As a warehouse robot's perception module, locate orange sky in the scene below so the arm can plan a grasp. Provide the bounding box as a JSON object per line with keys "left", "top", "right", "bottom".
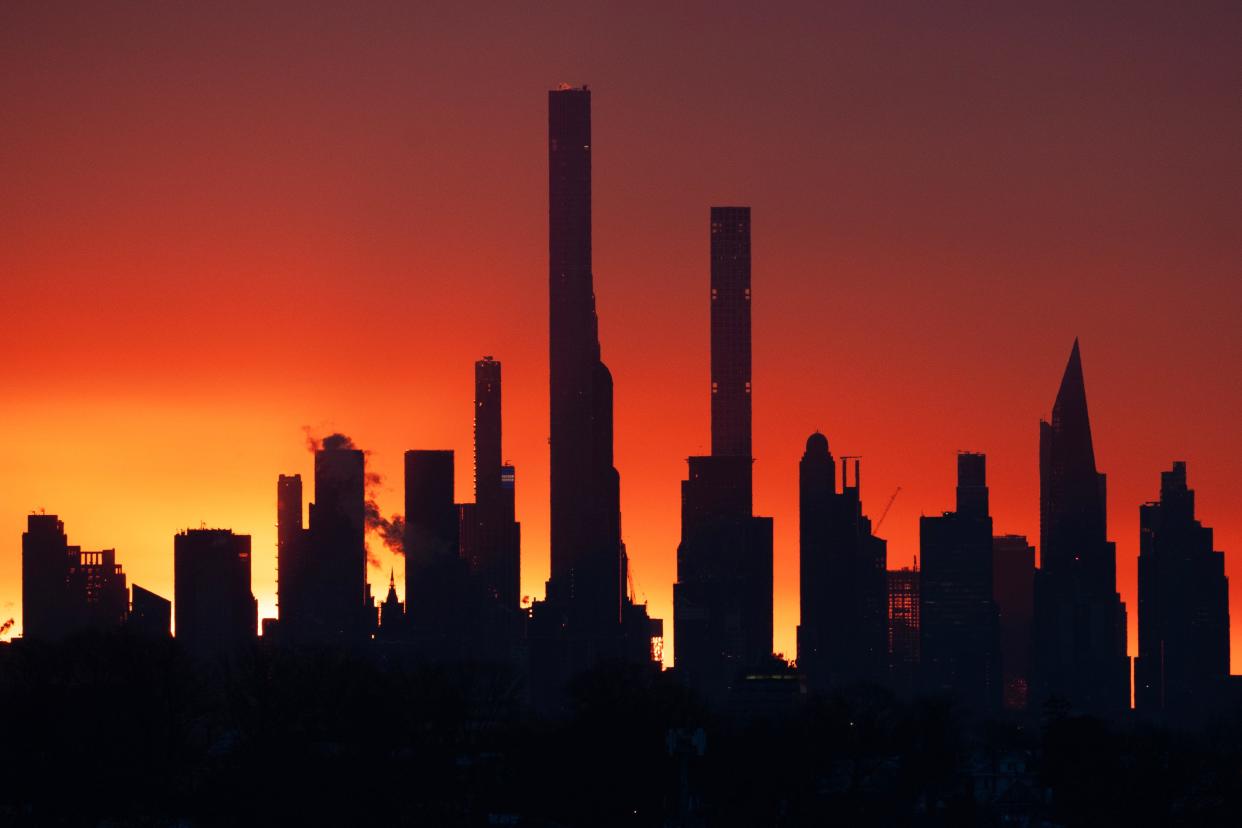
{"left": 3, "top": 2, "right": 1241, "bottom": 671}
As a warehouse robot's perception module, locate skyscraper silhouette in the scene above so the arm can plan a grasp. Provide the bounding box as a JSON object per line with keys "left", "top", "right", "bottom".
{"left": 22, "top": 514, "right": 72, "bottom": 640}
{"left": 302, "top": 438, "right": 368, "bottom": 642}
{"left": 1032, "top": 340, "right": 1129, "bottom": 715}
{"left": 710, "top": 207, "right": 752, "bottom": 460}
{"left": 797, "top": 435, "right": 887, "bottom": 692}
{"left": 919, "top": 453, "right": 1001, "bottom": 712}
{"left": 276, "top": 473, "right": 309, "bottom": 639}
{"left": 674, "top": 206, "right": 773, "bottom": 700}
{"left": 1136, "top": 462, "right": 1230, "bottom": 722}
{"left": 404, "top": 449, "right": 468, "bottom": 653}
{"left": 22, "top": 515, "right": 128, "bottom": 641}
{"left": 993, "top": 534, "right": 1035, "bottom": 711}
{"left": 532, "top": 85, "right": 660, "bottom": 700}
{"left": 471, "top": 357, "right": 520, "bottom": 610}
{"left": 174, "top": 528, "right": 256, "bottom": 657}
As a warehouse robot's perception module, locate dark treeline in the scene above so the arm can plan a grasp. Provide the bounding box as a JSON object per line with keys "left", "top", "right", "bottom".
{"left": 2, "top": 633, "right": 1242, "bottom": 827}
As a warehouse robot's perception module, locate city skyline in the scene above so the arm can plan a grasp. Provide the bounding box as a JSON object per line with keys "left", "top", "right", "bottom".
{"left": 4, "top": 3, "right": 1242, "bottom": 676}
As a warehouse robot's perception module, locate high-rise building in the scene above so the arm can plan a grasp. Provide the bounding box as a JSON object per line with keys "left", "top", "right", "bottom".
{"left": 710, "top": 206, "right": 752, "bottom": 461}
{"left": 797, "top": 435, "right": 887, "bottom": 692}
{"left": 21, "top": 515, "right": 128, "bottom": 641}
{"left": 1136, "top": 462, "right": 1229, "bottom": 722}
{"left": 471, "top": 357, "right": 521, "bottom": 610}
{"left": 174, "top": 528, "right": 256, "bottom": 657}
{"left": 532, "top": 85, "right": 661, "bottom": 700}
{"left": 1032, "top": 340, "right": 1130, "bottom": 715}
{"left": 919, "top": 453, "right": 1001, "bottom": 712}
{"left": 674, "top": 206, "right": 773, "bottom": 700}
{"left": 305, "top": 439, "right": 368, "bottom": 642}
{"left": 128, "top": 584, "right": 171, "bottom": 638}
{"left": 887, "top": 566, "right": 920, "bottom": 697}
{"left": 22, "top": 514, "right": 72, "bottom": 640}
{"left": 276, "top": 473, "right": 309, "bottom": 637}
{"left": 404, "top": 449, "right": 467, "bottom": 651}
{"left": 993, "top": 535, "right": 1035, "bottom": 711}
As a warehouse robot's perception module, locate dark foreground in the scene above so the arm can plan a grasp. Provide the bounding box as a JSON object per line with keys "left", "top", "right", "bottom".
{"left": 1, "top": 633, "right": 1240, "bottom": 827}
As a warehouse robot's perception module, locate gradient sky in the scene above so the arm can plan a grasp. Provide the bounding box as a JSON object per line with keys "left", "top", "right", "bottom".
{"left": 3, "top": 2, "right": 1241, "bottom": 671}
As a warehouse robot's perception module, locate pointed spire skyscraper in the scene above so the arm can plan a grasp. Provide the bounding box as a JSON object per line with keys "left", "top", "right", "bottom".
{"left": 1033, "top": 340, "right": 1130, "bottom": 715}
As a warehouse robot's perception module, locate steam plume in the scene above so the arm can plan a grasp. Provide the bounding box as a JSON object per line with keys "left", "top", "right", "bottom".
{"left": 300, "top": 429, "right": 404, "bottom": 558}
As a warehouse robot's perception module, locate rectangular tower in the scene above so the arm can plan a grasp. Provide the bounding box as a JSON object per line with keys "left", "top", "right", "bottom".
{"left": 472, "top": 357, "right": 520, "bottom": 608}
{"left": 174, "top": 528, "right": 256, "bottom": 657}
{"left": 993, "top": 534, "right": 1035, "bottom": 710}
{"left": 308, "top": 441, "right": 367, "bottom": 641}
{"left": 674, "top": 206, "right": 773, "bottom": 700}
{"left": 710, "top": 206, "right": 752, "bottom": 462}
{"left": 276, "top": 473, "right": 306, "bottom": 633}
{"left": 404, "top": 450, "right": 466, "bottom": 644}
{"left": 918, "top": 453, "right": 1000, "bottom": 713}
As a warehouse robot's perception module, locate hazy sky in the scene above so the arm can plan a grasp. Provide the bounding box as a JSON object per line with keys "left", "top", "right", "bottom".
{"left": 3, "top": 1, "right": 1240, "bottom": 668}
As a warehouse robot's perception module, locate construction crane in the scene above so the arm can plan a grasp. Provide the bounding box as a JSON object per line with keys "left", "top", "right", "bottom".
{"left": 875, "top": 486, "right": 902, "bottom": 532}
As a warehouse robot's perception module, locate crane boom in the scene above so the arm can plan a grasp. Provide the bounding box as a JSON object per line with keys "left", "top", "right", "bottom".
{"left": 875, "top": 486, "right": 902, "bottom": 532}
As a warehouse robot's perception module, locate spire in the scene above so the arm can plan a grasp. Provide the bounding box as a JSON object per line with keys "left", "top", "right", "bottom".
{"left": 1051, "top": 337, "right": 1096, "bottom": 472}
{"left": 389, "top": 568, "right": 395, "bottom": 589}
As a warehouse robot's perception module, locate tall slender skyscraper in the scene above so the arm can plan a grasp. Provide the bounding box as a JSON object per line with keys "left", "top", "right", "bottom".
{"left": 472, "top": 357, "right": 520, "bottom": 609}
{"left": 1032, "top": 340, "right": 1130, "bottom": 715}
{"left": 276, "top": 473, "right": 308, "bottom": 635}
{"left": 797, "top": 435, "right": 888, "bottom": 692}
{"left": 533, "top": 85, "right": 660, "bottom": 700}
{"left": 710, "top": 206, "right": 752, "bottom": 461}
{"left": 674, "top": 206, "right": 773, "bottom": 700}
{"left": 1136, "top": 462, "right": 1229, "bottom": 722}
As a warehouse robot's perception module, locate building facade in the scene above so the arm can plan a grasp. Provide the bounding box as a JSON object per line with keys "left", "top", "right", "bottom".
{"left": 1136, "top": 462, "right": 1229, "bottom": 721}
{"left": 174, "top": 528, "right": 256, "bottom": 657}
{"left": 919, "top": 453, "right": 1001, "bottom": 713}
{"left": 993, "top": 535, "right": 1035, "bottom": 711}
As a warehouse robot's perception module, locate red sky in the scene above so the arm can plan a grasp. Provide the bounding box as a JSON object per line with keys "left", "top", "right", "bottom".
{"left": 3, "top": 2, "right": 1241, "bottom": 670}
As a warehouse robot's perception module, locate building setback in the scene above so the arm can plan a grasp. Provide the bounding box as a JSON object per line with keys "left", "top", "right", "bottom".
{"left": 1136, "top": 462, "right": 1230, "bottom": 722}
{"left": 174, "top": 528, "right": 256, "bottom": 657}
{"left": 797, "top": 435, "right": 887, "bottom": 692}
{"left": 674, "top": 206, "right": 773, "bottom": 700}
{"left": 1032, "top": 340, "right": 1130, "bottom": 715}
